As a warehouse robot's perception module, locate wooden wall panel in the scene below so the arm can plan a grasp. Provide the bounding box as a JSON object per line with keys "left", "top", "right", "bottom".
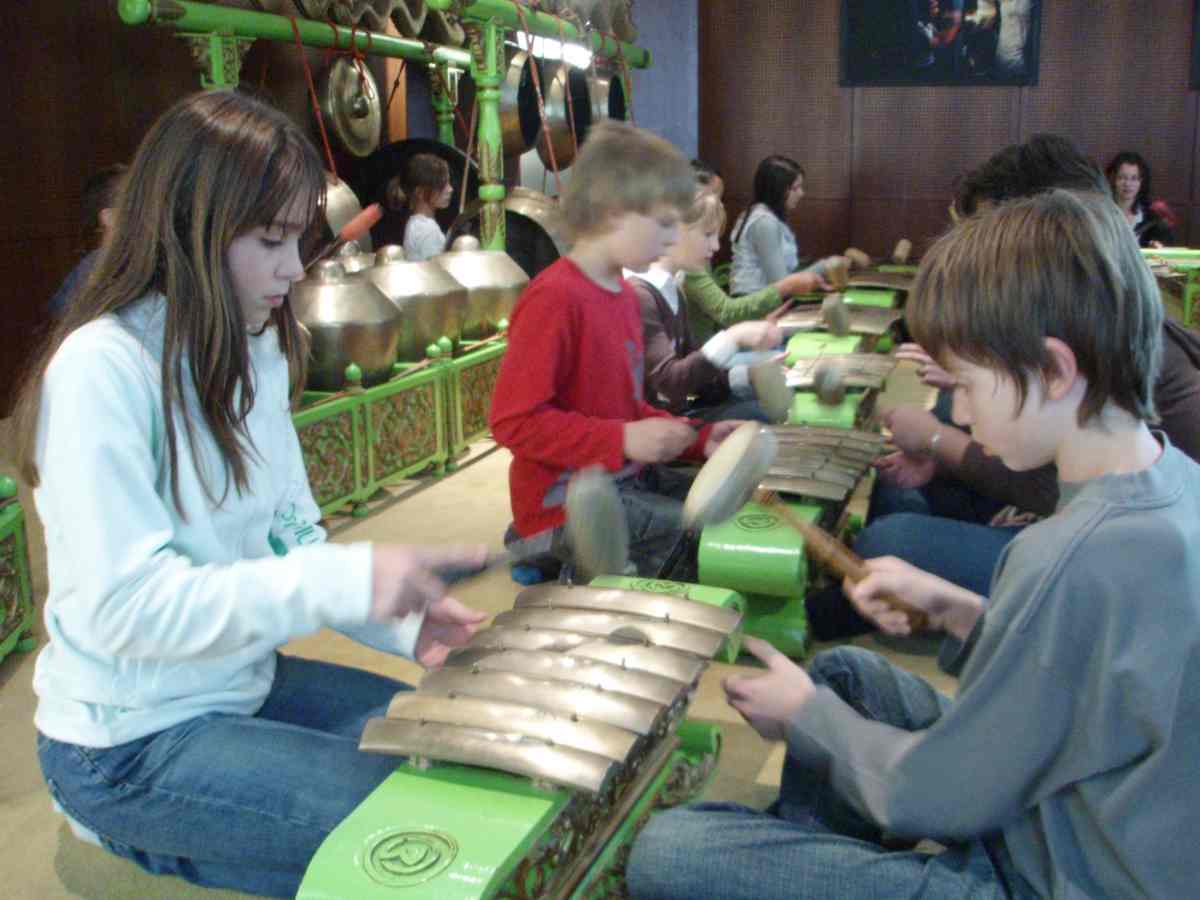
{"left": 700, "top": 0, "right": 1199, "bottom": 265}
{"left": 851, "top": 198, "right": 956, "bottom": 261}
{"left": 851, "top": 88, "right": 1021, "bottom": 199}
{"left": 1019, "top": 2, "right": 1196, "bottom": 203}
{"left": 3, "top": 4, "right": 197, "bottom": 417}
{"left": 1, "top": 4, "right": 393, "bottom": 415}
{"left": 700, "top": 0, "right": 852, "bottom": 235}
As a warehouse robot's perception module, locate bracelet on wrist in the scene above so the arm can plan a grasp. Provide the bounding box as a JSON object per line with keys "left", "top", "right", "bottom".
{"left": 924, "top": 427, "right": 943, "bottom": 456}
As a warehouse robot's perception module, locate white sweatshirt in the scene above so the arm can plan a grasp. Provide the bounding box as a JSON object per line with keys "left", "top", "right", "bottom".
{"left": 32, "top": 295, "right": 424, "bottom": 748}
{"left": 403, "top": 213, "right": 446, "bottom": 262}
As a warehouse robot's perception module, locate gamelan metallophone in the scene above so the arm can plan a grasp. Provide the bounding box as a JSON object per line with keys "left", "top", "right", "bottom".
{"left": 297, "top": 577, "right": 744, "bottom": 900}
{"left": 695, "top": 424, "right": 888, "bottom": 656}
{"left": 692, "top": 283, "right": 901, "bottom": 656}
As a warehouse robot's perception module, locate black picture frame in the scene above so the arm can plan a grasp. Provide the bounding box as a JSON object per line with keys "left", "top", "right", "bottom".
{"left": 1192, "top": 0, "right": 1200, "bottom": 89}
{"left": 840, "top": 1, "right": 1042, "bottom": 87}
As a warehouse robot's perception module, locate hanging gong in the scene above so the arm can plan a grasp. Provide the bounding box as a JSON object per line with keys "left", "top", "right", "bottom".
{"left": 318, "top": 57, "right": 383, "bottom": 158}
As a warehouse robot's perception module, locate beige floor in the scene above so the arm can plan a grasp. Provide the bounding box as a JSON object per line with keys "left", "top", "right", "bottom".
{"left": 0, "top": 361, "right": 954, "bottom": 899}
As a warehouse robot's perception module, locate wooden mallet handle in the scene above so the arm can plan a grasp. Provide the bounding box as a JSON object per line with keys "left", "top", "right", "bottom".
{"left": 306, "top": 203, "right": 383, "bottom": 270}
{"left": 757, "top": 492, "right": 929, "bottom": 631}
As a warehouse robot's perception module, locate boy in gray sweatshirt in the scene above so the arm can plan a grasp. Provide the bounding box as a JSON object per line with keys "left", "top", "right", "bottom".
{"left": 627, "top": 190, "right": 1200, "bottom": 900}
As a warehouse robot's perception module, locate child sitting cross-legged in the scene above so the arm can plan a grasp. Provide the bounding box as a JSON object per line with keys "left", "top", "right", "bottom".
{"left": 626, "top": 189, "right": 1200, "bottom": 900}
{"left": 488, "top": 120, "right": 744, "bottom": 578}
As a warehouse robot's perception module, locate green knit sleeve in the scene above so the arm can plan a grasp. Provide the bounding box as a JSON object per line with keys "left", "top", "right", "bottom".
{"left": 682, "top": 270, "right": 783, "bottom": 343}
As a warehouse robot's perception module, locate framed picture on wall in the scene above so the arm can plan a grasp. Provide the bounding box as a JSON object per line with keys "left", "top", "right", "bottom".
{"left": 1192, "top": 0, "right": 1200, "bottom": 88}
{"left": 840, "top": 1, "right": 1041, "bottom": 86}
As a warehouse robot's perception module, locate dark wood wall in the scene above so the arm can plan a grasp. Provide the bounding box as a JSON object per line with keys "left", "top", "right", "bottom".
{"left": 700, "top": 1, "right": 1199, "bottom": 262}
{"left": 2, "top": 3, "right": 396, "bottom": 416}
{"left": 5, "top": 2, "right": 1198, "bottom": 414}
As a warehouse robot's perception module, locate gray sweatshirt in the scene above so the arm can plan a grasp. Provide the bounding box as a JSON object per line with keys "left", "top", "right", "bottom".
{"left": 788, "top": 440, "right": 1200, "bottom": 899}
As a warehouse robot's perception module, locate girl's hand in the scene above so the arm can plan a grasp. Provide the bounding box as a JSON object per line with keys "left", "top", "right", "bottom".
{"left": 370, "top": 544, "right": 488, "bottom": 623}
{"left": 703, "top": 419, "right": 747, "bottom": 457}
{"left": 881, "top": 405, "right": 942, "bottom": 456}
{"left": 723, "top": 636, "right": 814, "bottom": 742}
{"left": 894, "top": 343, "right": 956, "bottom": 389}
{"left": 776, "top": 271, "right": 831, "bottom": 297}
{"left": 765, "top": 298, "right": 796, "bottom": 323}
{"left": 874, "top": 449, "right": 936, "bottom": 489}
{"left": 414, "top": 595, "right": 489, "bottom": 669}
{"left": 726, "top": 320, "right": 784, "bottom": 351}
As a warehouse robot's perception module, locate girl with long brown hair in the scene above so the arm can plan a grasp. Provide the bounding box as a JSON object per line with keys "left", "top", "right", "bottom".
{"left": 19, "top": 90, "right": 487, "bottom": 897}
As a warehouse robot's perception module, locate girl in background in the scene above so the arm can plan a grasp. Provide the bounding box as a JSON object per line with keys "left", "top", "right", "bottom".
{"left": 400, "top": 152, "right": 453, "bottom": 261}
{"left": 16, "top": 90, "right": 486, "bottom": 898}
{"left": 1106, "top": 150, "right": 1176, "bottom": 247}
{"left": 730, "top": 154, "right": 842, "bottom": 295}
{"left": 48, "top": 163, "right": 127, "bottom": 316}
{"left": 686, "top": 160, "right": 828, "bottom": 341}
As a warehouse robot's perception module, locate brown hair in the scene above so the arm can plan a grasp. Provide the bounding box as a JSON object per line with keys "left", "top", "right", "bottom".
{"left": 560, "top": 119, "right": 694, "bottom": 240}
{"left": 78, "top": 163, "right": 128, "bottom": 253}
{"left": 14, "top": 90, "right": 325, "bottom": 514}
{"left": 908, "top": 189, "right": 1161, "bottom": 425}
{"left": 403, "top": 153, "right": 450, "bottom": 206}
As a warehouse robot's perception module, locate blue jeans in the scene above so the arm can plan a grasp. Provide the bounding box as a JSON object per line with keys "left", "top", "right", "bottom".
{"left": 620, "top": 464, "right": 696, "bottom": 577}
{"left": 627, "top": 647, "right": 1036, "bottom": 900}
{"left": 805, "top": 515, "right": 1023, "bottom": 640}
{"left": 38, "top": 653, "right": 408, "bottom": 897}
{"left": 855, "top": 512, "right": 1024, "bottom": 598}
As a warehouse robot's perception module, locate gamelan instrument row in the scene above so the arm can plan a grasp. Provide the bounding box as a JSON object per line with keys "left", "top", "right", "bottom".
{"left": 298, "top": 578, "right": 744, "bottom": 900}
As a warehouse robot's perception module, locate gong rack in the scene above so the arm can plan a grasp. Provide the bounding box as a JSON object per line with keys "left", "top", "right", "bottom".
{"left": 118, "top": 0, "right": 652, "bottom": 252}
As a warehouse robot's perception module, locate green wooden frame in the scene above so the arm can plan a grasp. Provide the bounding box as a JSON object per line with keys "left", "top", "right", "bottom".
{"left": 0, "top": 480, "right": 36, "bottom": 664}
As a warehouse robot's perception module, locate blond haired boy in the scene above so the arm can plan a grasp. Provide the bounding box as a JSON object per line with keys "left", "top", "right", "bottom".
{"left": 489, "top": 121, "right": 741, "bottom": 577}
{"left": 629, "top": 186, "right": 783, "bottom": 420}
{"left": 628, "top": 190, "right": 1200, "bottom": 899}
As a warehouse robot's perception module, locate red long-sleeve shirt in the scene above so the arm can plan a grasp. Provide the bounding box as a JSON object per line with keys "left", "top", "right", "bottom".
{"left": 489, "top": 257, "right": 710, "bottom": 537}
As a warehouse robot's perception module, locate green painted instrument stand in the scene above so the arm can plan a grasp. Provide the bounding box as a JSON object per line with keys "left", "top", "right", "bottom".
{"left": 444, "top": 337, "right": 508, "bottom": 459}
{"left": 843, "top": 287, "right": 900, "bottom": 308}
{"left": 697, "top": 499, "right": 820, "bottom": 659}
{"left": 298, "top": 575, "right": 733, "bottom": 899}
{"left": 788, "top": 389, "right": 866, "bottom": 429}
{"left": 0, "top": 477, "right": 36, "bottom": 664}
{"left": 296, "top": 361, "right": 450, "bottom": 517}
{"left": 1154, "top": 258, "right": 1200, "bottom": 327}
{"left": 1140, "top": 247, "right": 1200, "bottom": 259}
{"left": 1141, "top": 249, "right": 1200, "bottom": 325}
{"left": 784, "top": 331, "right": 862, "bottom": 366}
{"left": 843, "top": 287, "right": 901, "bottom": 351}
{"left": 299, "top": 721, "right": 721, "bottom": 900}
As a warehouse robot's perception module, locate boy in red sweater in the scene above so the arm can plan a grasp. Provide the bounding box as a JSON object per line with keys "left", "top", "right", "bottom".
{"left": 489, "top": 121, "right": 742, "bottom": 577}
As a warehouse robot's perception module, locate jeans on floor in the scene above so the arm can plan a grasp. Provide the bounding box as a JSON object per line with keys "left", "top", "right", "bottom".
{"left": 37, "top": 653, "right": 409, "bottom": 898}
{"left": 626, "top": 646, "right": 1036, "bottom": 900}
{"left": 870, "top": 474, "right": 1009, "bottom": 525}
{"left": 804, "top": 513, "right": 1025, "bottom": 640}
{"left": 620, "top": 464, "right": 696, "bottom": 578}
{"left": 501, "top": 464, "right": 697, "bottom": 581}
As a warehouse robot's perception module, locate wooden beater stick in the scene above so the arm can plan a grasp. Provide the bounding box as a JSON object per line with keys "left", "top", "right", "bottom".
{"left": 755, "top": 490, "right": 928, "bottom": 631}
